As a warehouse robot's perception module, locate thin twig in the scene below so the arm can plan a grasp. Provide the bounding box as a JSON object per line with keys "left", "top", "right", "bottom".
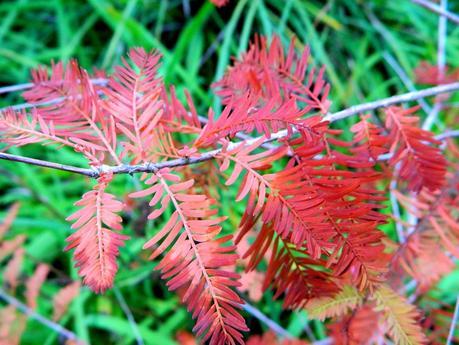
{"left": 423, "top": 0, "right": 448, "bottom": 131}
{"left": 390, "top": 179, "right": 406, "bottom": 243}
{"left": 435, "top": 129, "right": 459, "bottom": 141}
{"left": 1, "top": 84, "right": 459, "bottom": 178}
{"left": 113, "top": 287, "right": 144, "bottom": 345}
{"left": 0, "top": 287, "right": 83, "bottom": 343}
{"left": 242, "top": 301, "right": 292, "bottom": 339}
{"left": 0, "top": 152, "right": 99, "bottom": 177}
{"left": 0, "top": 82, "right": 33, "bottom": 94}
{"left": 1, "top": 122, "right": 458, "bottom": 178}
{"left": 380, "top": 51, "right": 423, "bottom": 237}
{"left": 447, "top": 296, "right": 459, "bottom": 345}
{"left": 437, "top": 0, "right": 447, "bottom": 80}
{"left": 367, "top": 9, "right": 432, "bottom": 114}
{"left": 242, "top": 301, "right": 332, "bottom": 344}
{"left": 323, "top": 82, "right": 459, "bottom": 122}
{"left": 0, "top": 78, "right": 108, "bottom": 95}
{"left": 412, "top": 0, "right": 459, "bottom": 24}
{"left": 383, "top": 52, "right": 432, "bottom": 114}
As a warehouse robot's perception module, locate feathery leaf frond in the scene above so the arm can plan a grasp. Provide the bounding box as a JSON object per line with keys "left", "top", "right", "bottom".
{"left": 195, "top": 96, "right": 304, "bottom": 148}
{"left": 52, "top": 282, "right": 80, "bottom": 321}
{"left": 214, "top": 35, "right": 330, "bottom": 114}
{"left": 385, "top": 106, "right": 447, "bottom": 192}
{"left": 350, "top": 114, "right": 389, "bottom": 165}
{"left": 305, "top": 285, "right": 363, "bottom": 321}
{"left": 25, "top": 264, "right": 49, "bottom": 310}
{"left": 104, "top": 48, "right": 164, "bottom": 163}
{"left": 373, "top": 285, "right": 427, "bottom": 345}
{"left": 0, "top": 203, "right": 20, "bottom": 240}
{"left": 65, "top": 173, "right": 127, "bottom": 293}
{"left": 130, "top": 169, "right": 248, "bottom": 344}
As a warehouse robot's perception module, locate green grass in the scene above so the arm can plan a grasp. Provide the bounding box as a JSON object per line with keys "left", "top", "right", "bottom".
{"left": 0, "top": 0, "right": 458, "bottom": 344}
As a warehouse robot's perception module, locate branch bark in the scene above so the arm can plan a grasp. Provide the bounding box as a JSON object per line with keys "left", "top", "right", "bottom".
{"left": 447, "top": 296, "right": 459, "bottom": 345}
{"left": 0, "top": 78, "right": 108, "bottom": 95}
{"left": 0, "top": 287, "right": 83, "bottom": 343}
{"left": 323, "top": 82, "right": 459, "bottom": 122}
{"left": 1, "top": 83, "right": 459, "bottom": 178}
{"left": 412, "top": 0, "right": 459, "bottom": 24}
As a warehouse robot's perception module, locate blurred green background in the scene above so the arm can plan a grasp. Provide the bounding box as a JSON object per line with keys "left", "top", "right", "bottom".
{"left": 0, "top": 0, "right": 458, "bottom": 344}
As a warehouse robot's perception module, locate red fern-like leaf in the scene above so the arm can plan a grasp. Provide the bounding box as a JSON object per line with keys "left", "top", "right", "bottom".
{"left": 218, "top": 140, "right": 339, "bottom": 307}
{"left": 65, "top": 173, "right": 127, "bottom": 293}
{"left": 373, "top": 284, "right": 427, "bottom": 345}
{"left": 25, "top": 264, "right": 49, "bottom": 310}
{"left": 289, "top": 135, "right": 389, "bottom": 290}
{"left": 259, "top": 229, "right": 338, "bottom": 308}
{"left": 350, "top": 114, "right": 389, "bottom": 165}
{"left": 22, "top": 59, "right": 120, "bottom": 165}
{"left": 247, "top": 331, "right": 308, "bottom": 345}
{"left": 0, "top": 236, "right": 26, "bottom": 263}
{"left": 0, "top": 203, "right": 20, "bottom": 239}
{"left": 327, "top": 305, "right": 382, "bottom": 345}
{"left": 414, "top": 61, "right": 459, "bottom": 85}
{"left": 391, "top": 180, "right": 459, "bottom": 291}
{"left": 130, "top": 169, "right": 248, "bottom": 344}
{"left": 385, "top": 106, "right": 447, "bottom": 192}
{"left": 103, "top": 48, "right": 164, "bottom": 163}
{"left": 53, "top": 282, "right": 80, "bottom": 321}
{"left": 0, "top": 204, "right": 24, "bottom": 282}
{"left": 194, "top": 96, "right": 304, "bottom": 148}
{"left": 4, "top": 248, "right": 24, "bottom": 291}
{"left": 214, "top": 35, "right": 330, "bottom": 114}
{"left": 0, "top": 108, "right": 78, "bottom": 150}
{"left": 0, "top": 305, "right": 27, "bottom": 345}
{"left": 210, "top": 0, "right": 230, "bottom": 7}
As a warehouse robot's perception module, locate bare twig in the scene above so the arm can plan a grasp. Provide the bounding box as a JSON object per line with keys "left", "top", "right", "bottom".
{"left": 242, "top": 300, "right": 332, "bottom": 344}
{"left": 390, "top": 178, "right": 406, "bottom": 243}
{"left": 447, "top": 296, "right": 459, "bottom": 345}
{"left": 412, "top": 0, "right": 459, "bottom": 24}
{"left": 423, "top": 0, "right": 448, "bottom": 131}
{"left": 0, "top": 152, "right": 99, "bottom": 177}
{"left": 0, "top": 287, "right": 83, "bottom": 343}
{"left": 242, "top": 301, "right": 292, "bottom": 339}
{"left": 0, "top": 78, "right": 108, "bottom": 95}
{"left": 1, "top": 121, "right": 458, "bottom": 179}
{"left": 367, "top": 9, "right": 432, "bottom": 114}
{"left": 113, "top": 287, "right": 144, "bottom": 345}
{"left": 0, "top": 82, "right": 34, "bottom": 94}
{"left": 383, "top": 52, "right": 432, "bottom": 114}
{"left": 1, "top": 84, "right": 459, "bottom": 178}
{"left": 435, "top": 129, "right": 459, "bottom": 141}
{"left": 380, "top": 52, "right": 424, "bottom": 238}
{"left": 437, "top": 0, "right": 447, "bottom": 80}
{"left": 323, "top": 82, "right": 459, "bottom": 122}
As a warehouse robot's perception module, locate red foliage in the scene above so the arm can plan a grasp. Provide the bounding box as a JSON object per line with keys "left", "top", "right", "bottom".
{"left": 385, "top": 106, "right": 447, "bottom": 192}
{"left": 25, "top": 264, "right": 49, "bottom": 310}
{"left": 65, "top": 172, "right": 128, "bottom": 293}
{"left": 414, "top": 61, "right": 459, "bottom": 85}
{"left": 328, "top": 306, "right": 381, "bottom": 345}
{"left": 52, "top": 282, "right": 81, "bottom": 321}
{"left": 210, "top": 0, "right": 230, "bottom": 8}
{"left": 247, "top": 331, "right": 308, "bottom": 345}
{"left": 0, "top": 34, "right": 457, "bottom": 345}
{"left": 213, "top": 35, "right": 330, "bottom": 114}
{"left": 130, "top": 169, "right": 248, "bottom": 344}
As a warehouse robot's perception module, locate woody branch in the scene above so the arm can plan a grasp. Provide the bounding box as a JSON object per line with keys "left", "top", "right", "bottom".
{"left": 0, "top": 82, "right": 458, "bottom": 178}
